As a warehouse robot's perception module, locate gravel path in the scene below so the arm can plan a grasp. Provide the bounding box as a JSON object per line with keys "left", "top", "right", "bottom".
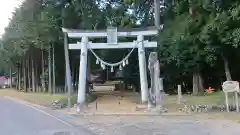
{"left": 73, "top": 116, "right": 240, "bottom": 135}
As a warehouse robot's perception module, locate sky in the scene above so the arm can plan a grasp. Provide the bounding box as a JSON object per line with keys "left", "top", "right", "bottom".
{"left": 0, "top": 0, "right": 23, "bottom": 36}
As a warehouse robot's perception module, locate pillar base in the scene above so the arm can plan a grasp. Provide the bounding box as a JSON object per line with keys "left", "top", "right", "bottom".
{"left": 140, "top": 101, "right": 148, "bottom": 105}
{"left": 76, "top": 103, "right": 87, "bottom": 113}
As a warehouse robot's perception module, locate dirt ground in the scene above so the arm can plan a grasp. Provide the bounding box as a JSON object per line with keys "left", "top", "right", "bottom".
{"left": 1, "top": 88, "right": 240, "bottom": 135}
{"left": 1, "top": 88, "right": 239, "bottom": 123}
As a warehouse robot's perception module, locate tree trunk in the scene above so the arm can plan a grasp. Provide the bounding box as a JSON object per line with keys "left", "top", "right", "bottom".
{"left": 73, "top": 60, "right": 77, "bottom": 91}
{"left": 9, "top": 67, "right": 12, "bottom": 88}
{"left": 23, "top": 60, "right": 27, "bottom": 92}
{"left": 154, "top": 0, "right": 160, "bottom": 29}
{"left": 48, "top": 47, "right": 52, "bottom": 94}
{"left": 27, "top": 58, "right": 31, "bottom": 91}
{"left": 71, "top": 54, "right": 74, "bottom": 91}
{"left": 86, "top": 67, "right": 90, "bottom": 93}
{"left": 192, "top": 70, "right": 204, "bottom": 95}
{"left": 64, "top": 77, "right": 67, "bottom": 93}
{"left": 34, "top": 62, "right": 40, "bottom": 92}
{"left": 192, "top": 72, "right": 198, "bottom": 95}
{"left": 32, "top": 58, "right": 36, "bottom": 92}
{"left": 86, "top": 56, "right": 91, "bottom": 93}
{"left": 52, "top": 44, "right": 56, "bottom": 94}
{"left": 41, "top": 49, "right": 46, "bottom": 92}
{"left": 64, "top": 33, "right": 73, "bottom": 109}
{"left": 222, "top": 54, "right": 232, "bottom": 81}
{"left": 198, "top": 72, "right": 204, "bottom": 95}
{"left": 18, "top": 64, "right": 21, "bottom": 90}
{"left": 16, "top": 67, "right": 19, "bottom": 89}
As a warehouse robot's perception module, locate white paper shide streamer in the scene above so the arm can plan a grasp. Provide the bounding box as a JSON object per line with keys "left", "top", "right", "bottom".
{"left": 90, "top": 40, "right": 143, "bottom": 72}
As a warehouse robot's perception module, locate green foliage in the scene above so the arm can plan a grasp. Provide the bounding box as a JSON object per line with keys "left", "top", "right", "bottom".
{"left": 159, "top": 0, "right": 240, "bottom": 93}
{"left": 1, "top": 0, "right": 240, "bottom": 95}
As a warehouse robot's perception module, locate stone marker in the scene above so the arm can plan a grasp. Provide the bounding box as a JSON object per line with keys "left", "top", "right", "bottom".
{"left": 177, "top": 85, "right": 182, "bottom": 104}
{"left": 222, "top": 81, "right": 240, "bottom": 112}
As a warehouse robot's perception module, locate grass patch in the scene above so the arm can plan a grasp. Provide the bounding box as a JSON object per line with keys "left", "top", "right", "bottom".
{"left": 164, "top": 91, "right": 226, "bottom": 112}
{"left": 183, "top": 92, "right": 225, "bottom": 105}
{"left": 59, "top": 92, "right": 97, "bottom": 107}
{"left": 0, "top": 89, "right": 96, "bottom": 107}
{"left": 164, "top": 92, "right": 240, "bottom": 122}
{"left": 165, "top": 91, "right": 225, "bottom": 105}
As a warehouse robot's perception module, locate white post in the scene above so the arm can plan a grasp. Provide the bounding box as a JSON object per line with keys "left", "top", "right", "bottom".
{"left": 235, "top": 92, "right": 239, "bottom": 112}
{"left": 137, "top": 35, "right": 148, "bottom": 103}
{"left": 177, "top": 85, "right": 182, "bottom": 104}
{"left": 225, "top": 92, "right": 229, "bottom": 112}
{"left": 159, "top": 78, "right": 164, "bottom": 107}
{"left": 77, "top": 36, "right": 88, "bottom": 106}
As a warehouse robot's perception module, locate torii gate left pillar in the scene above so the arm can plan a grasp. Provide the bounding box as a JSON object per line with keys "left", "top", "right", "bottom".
{"left": 62, "top": 27, "right": 158, "bottom": 108}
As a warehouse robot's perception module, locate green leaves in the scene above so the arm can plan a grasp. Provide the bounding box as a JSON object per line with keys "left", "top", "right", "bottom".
{"left": 161, "top": 0, "right": 240, "bottom": 70}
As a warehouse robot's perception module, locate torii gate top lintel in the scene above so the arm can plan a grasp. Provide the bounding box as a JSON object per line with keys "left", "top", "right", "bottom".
{"left": 62, "top": 26, "right": 158, "bottom": 38}
{"left": 62, "top": 27, "right": 158, "bottom": 49}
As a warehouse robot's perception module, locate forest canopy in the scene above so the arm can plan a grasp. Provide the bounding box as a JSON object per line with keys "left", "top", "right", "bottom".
{"left": 1, "top": 0, "right": 240, "bottom": 95}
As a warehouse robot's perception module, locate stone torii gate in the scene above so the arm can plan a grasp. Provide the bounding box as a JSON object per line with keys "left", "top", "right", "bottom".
{"left": 62, "top": 27, "right": 158, "bottom": 109}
